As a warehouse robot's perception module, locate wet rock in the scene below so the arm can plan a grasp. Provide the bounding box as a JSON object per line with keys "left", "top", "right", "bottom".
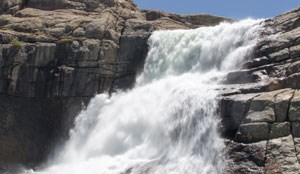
{"left": 0, "top": 94, "right": 89, "bottom": 167}
{"left": 219, "top": 93, "right": 258, "bottom": 138}
{"left": 113, "top": 28, "right": 150, "bottom": 90}
{"left": 242, "top": 56, "right": 269, "bottom": 69}
{"left": 225, "top": 70, "right": 262, "bottom": 84}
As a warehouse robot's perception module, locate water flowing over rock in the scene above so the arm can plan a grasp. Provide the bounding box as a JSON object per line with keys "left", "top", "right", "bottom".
{"left": 22, "top": 19, "right": 261, "bottom": 174}
{"left": 0, "top": 0, "right": 230, "bottom": 170}
{"left": 1, "top": 0, "right": 300, "bottom": 174}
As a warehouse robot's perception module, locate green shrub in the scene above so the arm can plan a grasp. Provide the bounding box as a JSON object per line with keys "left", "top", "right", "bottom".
{"left": 10, "top": 38, "right": 24, "bottom": 46}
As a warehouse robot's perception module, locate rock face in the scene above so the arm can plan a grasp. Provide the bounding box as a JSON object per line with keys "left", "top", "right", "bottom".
{"left": 1, "top": 0, "right": 300, "bottom": 173}
{"left": 220, "top": 7, "right": 300, "bottom": 174}
{"left": 0, "top": 0, "right": 230, "bottom": 169}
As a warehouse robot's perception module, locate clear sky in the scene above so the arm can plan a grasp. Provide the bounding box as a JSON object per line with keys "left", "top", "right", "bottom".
{"left": 133, "top": 0, "right": 300, "bottom": 19}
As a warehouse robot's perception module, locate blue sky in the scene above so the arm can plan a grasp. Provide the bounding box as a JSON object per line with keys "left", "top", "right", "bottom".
{"left": 133, "top": 0, "right": 300, "bottom": 19}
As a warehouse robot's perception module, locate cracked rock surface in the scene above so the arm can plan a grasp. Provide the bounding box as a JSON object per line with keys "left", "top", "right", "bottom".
{"left": 0, "top": 0, "right": 230, "bottom": 169}
{"left": 1, "top": 0, "right": 300, "bottom": 173}
{"left": 220, "top": 7, "right": 300, "bottom": 174}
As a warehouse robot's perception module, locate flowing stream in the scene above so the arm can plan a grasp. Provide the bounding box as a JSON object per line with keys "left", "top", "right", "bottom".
{"left": 24, "top": 19, "right": 262, "bottom": 174}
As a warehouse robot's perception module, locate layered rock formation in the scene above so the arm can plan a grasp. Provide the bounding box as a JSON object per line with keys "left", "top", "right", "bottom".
{"left": 1, "top": 0, "right": 300, "bottom": 173}
{"left": 220, "top": 7, "right": 300, "bottom": 174}
{"left": 0, "top": 0, "right": 229, "bottom": 170}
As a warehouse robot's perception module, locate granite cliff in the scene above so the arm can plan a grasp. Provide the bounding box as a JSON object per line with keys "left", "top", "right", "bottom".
{"left": 220, "top": 7, "right": 300, "bottom": 174}
{"left": 0, "top": 0, "right": 229, "bottom": 170}
{"left": 0, "top": 0, "right": 300, "bottom": 173}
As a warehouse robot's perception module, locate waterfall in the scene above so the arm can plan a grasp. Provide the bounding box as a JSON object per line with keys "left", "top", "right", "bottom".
{"left": 23, "top": 19, "right": 262, "bottom": 174}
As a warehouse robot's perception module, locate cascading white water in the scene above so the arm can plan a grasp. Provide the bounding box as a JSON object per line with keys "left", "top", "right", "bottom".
{"left": 24, "top": 19, "right": 262, "bottom": 174}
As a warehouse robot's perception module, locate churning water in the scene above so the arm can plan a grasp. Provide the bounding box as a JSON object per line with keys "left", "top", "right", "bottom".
{"left": 24, "top": 19, "right": 262, "bottom": 174}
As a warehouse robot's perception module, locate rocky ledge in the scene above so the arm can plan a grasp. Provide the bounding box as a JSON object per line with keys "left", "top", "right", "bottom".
{"left": 219, "top": 7, "right": 300, "bottom": 174}
{"left": 0, "top": 0, "right": 229, "bottom": 170}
